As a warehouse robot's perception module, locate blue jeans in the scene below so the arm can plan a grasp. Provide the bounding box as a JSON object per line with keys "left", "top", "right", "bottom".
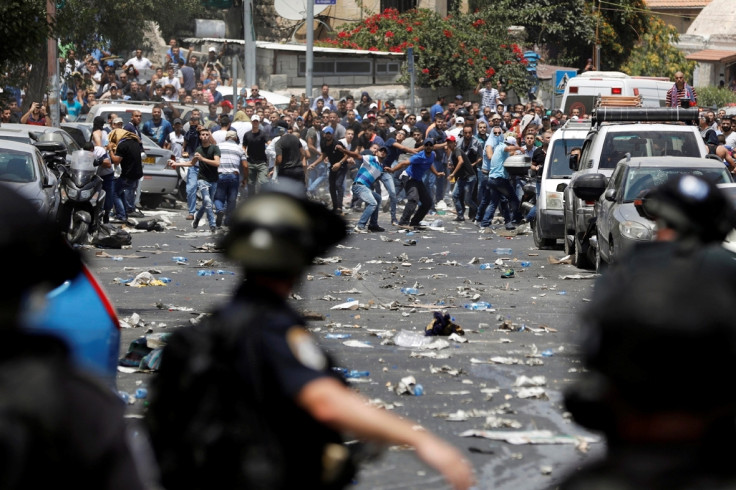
{"left": 378, "top": 172, "right": 397, "bottom": 223}
{"left": 352, "top": 182, "right": 380, "bottom": 228}
{"left": 474, "top": 170, "right": 490, "bottom": 222}
{"left": 307, "top": 162, "right": 328, "bottom": 194}
{"left": 194, "top": 180, "right": 218, "bottom": 228}
{"left": 481, "top": 177, "right": 523, "bottom": 227}
{"left": 214, "top": 173, "right": 239, "bottom": 226}
{"left": 328, "top": 164, "right": 348, "bottom": 211}
{"left": 186, "top": 165, "right": 200, "bottom": 215}
{"left": 526, "top": 180, "right": 541, "bottom": 221}
{"left": 100, "top": 173, "right": 114, "bottom": 221}
{"left": 114, "top": 177, "right": 138, "bottom": 219}
{"left": 452, "top": 176, "right": 476, "bottom": 219}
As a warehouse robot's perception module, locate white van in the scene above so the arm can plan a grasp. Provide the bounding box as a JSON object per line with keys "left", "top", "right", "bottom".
{"left": 532, "top": 119, "right": 591, "bottom": 249}
{"left": 560, "top": 71, "right": 672, "bottom": 117}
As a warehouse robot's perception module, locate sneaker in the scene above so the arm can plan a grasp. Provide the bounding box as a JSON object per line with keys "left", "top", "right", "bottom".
{"left": 453, "top": 216, "right": 465, "bottom": 222}
{"left": 505, "top": 222, "right": 517, "bottom": 230}
{"left": 353, "top": 225, "right": 368, "bottom": 234}
{"left": 192, "top": 218, "right": 200, "bottom": 229}
{"left": 210, "top": 226, "right": 217, "bottom": 233}
{"left": 215, "top": 210, "right": 224, "bottom": 227}
{"left": 501, "top": 268, "right": 515, "bottom": 278}
{"left": 368, "top": 224, "right": 386, "bottom": 232}
{"left": 412, "top": 225, "right": 427, "bottom": 231}
{"left": 186, "top": 214, "right": 194, "bottom": 220}
{"left": 128, "top": 210, "right": 145, "bottom": 218}
{"left": 391, "top": 220, "right": 399, "bottom": 227}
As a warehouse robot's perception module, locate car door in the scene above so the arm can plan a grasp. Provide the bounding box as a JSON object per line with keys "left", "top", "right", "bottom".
{"left": 597, "top": 164, "right": 625, "bottom": 257}
{"left": 34, "top": 147, "right": 60, "bottom": 220}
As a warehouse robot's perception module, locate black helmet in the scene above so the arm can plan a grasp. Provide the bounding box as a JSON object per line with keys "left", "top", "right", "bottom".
{"left": 641, "top": 174, "right": 736, "bottom": 243}
{"left": 566, "top": 249, "right": 736, "bottom": 428}
{"left": 455, "top": 108, "right": 470, "bottom": 118}
{"left": 219, "top": 180, "right": 346, "bottom": 277}
{"left": 0, "top": 184, "right": 81, "bottom": 309}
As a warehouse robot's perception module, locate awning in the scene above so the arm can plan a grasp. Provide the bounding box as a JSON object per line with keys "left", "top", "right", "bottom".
{"left": 686, "top": 49, "right": 736, "bottom": 64}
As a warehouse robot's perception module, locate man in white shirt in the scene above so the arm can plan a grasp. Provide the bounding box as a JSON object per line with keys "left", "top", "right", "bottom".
{"left": 124, "top": 49, "right": 153, "bottom": 72}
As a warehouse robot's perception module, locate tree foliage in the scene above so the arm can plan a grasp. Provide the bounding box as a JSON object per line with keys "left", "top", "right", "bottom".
{"left": 321, "top": 8, "right": 532, "bottom": 93}
{"left": 621, "top": 16, "right": 695, "bottom": 80}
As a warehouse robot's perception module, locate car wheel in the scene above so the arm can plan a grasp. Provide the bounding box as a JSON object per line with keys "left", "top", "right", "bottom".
{"left": 574, "top": 234, "right": 593, "bottom": 270}
{"left": 595, "top": 240, "right": 607, "bottom": 273}
{"left": 532, "top": 217, "right": 555, "bottom": 250}
{"left": 140, "top": 193, "right": 164, "bottom": 209}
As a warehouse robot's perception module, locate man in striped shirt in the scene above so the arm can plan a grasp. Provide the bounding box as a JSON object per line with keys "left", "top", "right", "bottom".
{"left": 338, "top": 143, "right": 389, "bottom": 233}
{"left": 214, "top": 131, "right": 248, "bottom": 227}
{"left": 666, "top": 72, "right": 697, "bottom": 108}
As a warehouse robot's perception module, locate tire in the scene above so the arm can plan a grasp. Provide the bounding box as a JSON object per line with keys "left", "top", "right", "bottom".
{"left": 67, "top": 212, "right": 90, "bottom": 245}
{"left": 563, "top": 208, "right": 575, "bottom": 257}
{"left": 595, "top": 240, "right": 607, "bottom": 273}
{"left": 140, "top": 193, "right": 164, "bottom": 209}
{"left": 574, "top": 234, "right": 593, "bottom": 270}
{"left": 532, "top": 217, "right": 555, "bottom": 250}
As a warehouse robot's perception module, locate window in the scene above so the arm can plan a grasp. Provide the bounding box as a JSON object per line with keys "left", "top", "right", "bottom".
{"left": 380, "top": 0, "right": 417, "bottom": 12}
{"left": 376, "top": 62, "right": 400, "bottom": 74}
{"left": 298, "top": 58, "right": 372, "bottom": 76}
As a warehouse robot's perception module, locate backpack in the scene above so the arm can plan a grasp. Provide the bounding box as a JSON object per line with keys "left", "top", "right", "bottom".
{"left": 144, "top": 303, "right": 286, "bottom": 490}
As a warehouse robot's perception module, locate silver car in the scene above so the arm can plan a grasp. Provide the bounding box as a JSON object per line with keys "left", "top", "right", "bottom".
{"left": 578, "top": 156, "right": 733, "bottom": 270}
{"left": 0, "top": 140, "right": 61, "bottom": 221}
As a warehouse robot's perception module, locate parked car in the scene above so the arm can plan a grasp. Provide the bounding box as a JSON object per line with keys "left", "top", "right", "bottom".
{"left": 533, "top": 119, "right": 590, "bottom": 249}
{"left": 574, "top": 156, "right": 733, "bottom": 271}
{"left": 139, "top": 133, "right": 178, "bottom": 208}
{"left": 563, "top": 107, "right": 706, "bottom": 268}
{"left": 0, "top": 123, "right": 81, "bottom": 163}
{"left": 216, "top": 86, "right": 291, "bottom": 110}
{"left": 83, "top": 102, "right": 165, "bottom": 127}
{"left": 60, "top": 121, "right": 93, "bottom": 147}
{"left": 0, "top": 140, "right": 61, "bottom": 221}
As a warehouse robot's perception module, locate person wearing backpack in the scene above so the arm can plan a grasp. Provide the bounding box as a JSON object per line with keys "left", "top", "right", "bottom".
{"left": 0, "top": 185, "right": 147, "bottom": 490}
{"left": 146, "top": 179, "right": 475, "bottom": 490}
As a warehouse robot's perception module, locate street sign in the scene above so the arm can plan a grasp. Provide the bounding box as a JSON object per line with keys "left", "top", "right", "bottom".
{"left": 315, "top": 0, "right": 336, "bottom": 4}
{"left": 407, "top": 47, "right": 414, "bottom": 74}
{"left": 554, "top": 70, "right": 578, "bottom": 95}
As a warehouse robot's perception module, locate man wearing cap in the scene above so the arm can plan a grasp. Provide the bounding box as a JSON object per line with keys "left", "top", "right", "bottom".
{"left": 478, "top": 133, "right": 524, "bottom": 230}
{"left": 446, "top": 116, "right": 465, "bottom": 139}
{"left": 307, "top": 126, "right": 348, "bottom": 214}
{"left": 426, "top": 115, "right": 449, "bottom": 210}
{"left": 337, "top": 144, "right": 390, "bottom": 233}
{"left": 164, "top": 118, "right": 186, "bottom": 159}
{"left": 243, "top": 114, "right": 270, "bottom": 197}
{"left": 389, "top": 138, "right": 445, "bottom": 230}
{"left": 220, "top": 100, "right": 234, "bottom": 120}
{"left": 61, "top": 89, "right": 83, "bottom": 121}
{"left": 214, "top": 130, "right": 248, "bottom": 227}
{"left": 142, "top": 105, "right": 174, "bottom": 148}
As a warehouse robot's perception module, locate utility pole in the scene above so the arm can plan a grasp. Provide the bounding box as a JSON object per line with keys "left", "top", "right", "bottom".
{"left": 306, "top": 0, "right": 314, "bottom": 105}
{"left": 594, "top": 0, "right": 601, "bottom": 71}
{"left": 47, "top": 0, "right": 60, "bottom": 126}
{"left": 243, "top": 0, "right": 256, "bottom": 87}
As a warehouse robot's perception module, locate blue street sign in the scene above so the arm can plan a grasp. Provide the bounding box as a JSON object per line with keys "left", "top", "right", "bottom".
{"left": 407, "top": 47, "right": 414, "bottom": 74}
{"left": 315, "top": 0, "right": 336, "bottom": 4}
{"left": 555, "top": 70, "right": 578, "bottom": 95}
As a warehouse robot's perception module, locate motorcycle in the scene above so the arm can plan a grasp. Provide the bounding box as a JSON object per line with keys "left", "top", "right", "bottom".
{"left": 35, "top": 140, "right": 68, "bottom": 179}
{"left": 58, "top": 150, "right": 106, "bottom": 245}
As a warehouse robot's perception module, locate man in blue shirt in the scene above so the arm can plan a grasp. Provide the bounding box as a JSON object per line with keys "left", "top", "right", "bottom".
{"left": 391, "top": 138, "right": 445, "bottom": 230}
{"left": 142, "top": 105, "right": 174, "bottom": 148}
{"left": 62, "top": 90, "right": 83, "bottom": 121}
{"left": 338, "top": 144, "right": 389, "bottom": 233}
{"left": 378, "top": 129, "right": 418, "bottom": 226}
{"left": 479, "top": 134, "right": 524, "bottom": 230}
{"left": 430, "top": 96, "right": 445, "bottom": 122}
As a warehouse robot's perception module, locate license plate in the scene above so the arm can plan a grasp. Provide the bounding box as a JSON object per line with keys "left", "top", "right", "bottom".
{"left": 143, "top": 156, "right": 156, "bottom": 165}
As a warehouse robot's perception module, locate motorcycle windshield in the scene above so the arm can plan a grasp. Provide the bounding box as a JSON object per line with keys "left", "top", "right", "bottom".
{"left": 70, "top": 167, "right": 96, "bottom": 187}
{"left": 69, "top": 150, "right": 96, "bottom": 188}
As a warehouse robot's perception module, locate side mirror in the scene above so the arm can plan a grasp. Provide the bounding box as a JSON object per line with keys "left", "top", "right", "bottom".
{"left": 572, "top": 173, "right": 607, "bottom": 202}
{"left": 568, "top": 153, "right": 579, "bottom": 170}
{"left": 603, "top": 188, "right": 616, "bottom": 202}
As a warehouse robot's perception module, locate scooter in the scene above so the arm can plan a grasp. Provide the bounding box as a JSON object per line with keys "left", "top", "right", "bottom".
{"left": 58, "top": 150, "right": 106, "bottom": 245}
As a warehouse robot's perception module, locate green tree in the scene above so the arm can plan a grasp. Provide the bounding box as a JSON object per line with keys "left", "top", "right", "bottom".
{"left": 594, "top": 0, "right": 650, "bottom": 71}
{"left": 621, "top": 15, "right": 695, "bottom": 80}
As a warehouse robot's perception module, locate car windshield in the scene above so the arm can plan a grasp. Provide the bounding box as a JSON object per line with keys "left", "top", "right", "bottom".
{"left": 601, "top": 131, "right": 701, "bottom": 169}
{"left": 548, "top": 138, "right": 584, "bottom": 178}
{"left": 0, "top": 150, "right": 36, "bottom": 183}
{"left": 623, "top": 166, "right": 732, "bottom": 202}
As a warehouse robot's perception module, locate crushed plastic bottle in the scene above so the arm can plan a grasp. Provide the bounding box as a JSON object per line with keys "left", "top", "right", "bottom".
{"left": 541, "top": 350, "right": 554, "bottom": 357}
{"left": 172, "top": 256, "right": 188, "bottom": 263}
{"left": 111, "top": 256, "right": 123, "bottom": 261}
{"left": 345, "top": 370, "right": 370, "bottom": 379}
{"left": 413, "top": 384, "right": 424, "bottom": 396}
{"left": 400, "top": 287, "right": 419, "bottom": 295}
{"left": 493, "top": 248, "right": 513, "bottom": 255}
{"left": 325, "top": 333, "right": 352, "bottom": 339}
{"left": 334, "top": 269, "right": 342, "bottom": 276}
{"left": 520, "top": 261, "right": 531, "bottom": 267}
{"left": 216, "top": 270, "right": 235, "bottom": 275}
{"left": 430, "top": 219, "right": 444, "bottom": 227}
{"left": 197, "top": 270, "right": 216, "bottom": 276}
{"left": 479, "top": 263, "right": 493, "bottom": 270}
{"left": 395, "top": 330, "right": 437, "bottom": 348}
{"left": 159, "top": 277, "right": 172, "bottom": 283}
{"left": 135, "top": 388, "right": 148, "bottom": 399}
{"left": 464, "top": 301, "right": 492, "bottom": 310}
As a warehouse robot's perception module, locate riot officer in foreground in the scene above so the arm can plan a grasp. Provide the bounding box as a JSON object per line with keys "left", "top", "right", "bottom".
{"left": 560, "top": 175, "right": 736, "bottom": 489}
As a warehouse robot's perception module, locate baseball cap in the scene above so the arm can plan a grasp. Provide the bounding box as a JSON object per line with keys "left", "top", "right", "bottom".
{"left": 491, "top": 114, "right": 502, "bottom": 120}
{"left": 112, "top": 117, "right": 123, "bottom": 124}
{"left": 221, "top": 100, "right": 233, "bottom": 109}
{"left": 251, "top": 114, "right": 261, "bottom": 122}
{"left": 323, "top": 126, "right": 334, "bottom": 134}
{"left": 455, "top": 94, "right": 463, "bottom": 100}
{"left": 339, "top": 97, "right": 347, "bottom": 103}
{"left": 208, "top": 46, "right": 217, "bottom": 53}
{"left": 455, "top": 116, "right": 465, "bottom": 125}
{"left": 378, "top": 145, "right": 390, "bottom": 152}
{"left": 447, "top": 135, "right": 457, "bottom": 142}
{"left": 423, "top": 137, "right": 434, "bottom": 146}
{"left": 173, "top": 118, "right": 182, "bottom": 125}
{"left": 366, "top": 112, "right": 377, "bottom": 119}
{"left": 225, "top": 130, "right": 238, "bottom": 140}
{"left": 505, "top": 136, "right": 517, "bottom": 146}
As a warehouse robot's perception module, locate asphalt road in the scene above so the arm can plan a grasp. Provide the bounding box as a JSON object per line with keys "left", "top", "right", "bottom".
{"left": 84, "top": 197, "right": 605, "bottom": 490}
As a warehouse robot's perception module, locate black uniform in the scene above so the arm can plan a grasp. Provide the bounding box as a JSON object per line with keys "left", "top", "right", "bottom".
{"left": 0, "top": 331, "right": 144, "bottom": 490}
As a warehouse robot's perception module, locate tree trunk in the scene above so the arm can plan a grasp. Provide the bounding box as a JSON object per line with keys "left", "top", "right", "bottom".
{"left": 24, "top": 42, "right": 49, "bottom": 113}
